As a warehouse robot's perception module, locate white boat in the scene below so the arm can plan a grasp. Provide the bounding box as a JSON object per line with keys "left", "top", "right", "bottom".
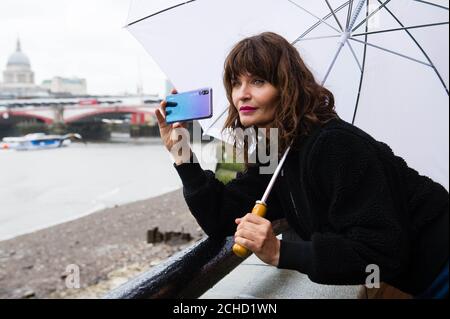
{"left": 1, "top": 133, "right": 83, "bottom": 150}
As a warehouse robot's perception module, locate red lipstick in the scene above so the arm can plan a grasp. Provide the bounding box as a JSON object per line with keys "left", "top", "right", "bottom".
{"left": 239, "top": 106, "right": 257, "bottom": 113}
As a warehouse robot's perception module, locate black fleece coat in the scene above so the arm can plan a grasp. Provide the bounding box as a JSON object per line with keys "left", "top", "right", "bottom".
{"left": 173, "top": 118, "right": 449, "bottom": 295}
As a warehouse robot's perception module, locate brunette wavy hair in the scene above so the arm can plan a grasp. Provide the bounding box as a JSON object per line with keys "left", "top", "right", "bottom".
{"left": 222, "top": 32, "right": 338, "bottom": 166}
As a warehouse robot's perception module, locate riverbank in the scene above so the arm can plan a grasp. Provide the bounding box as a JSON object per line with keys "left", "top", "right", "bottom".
{"left": 0, "top": 188, "right": 204, "bottom": 299}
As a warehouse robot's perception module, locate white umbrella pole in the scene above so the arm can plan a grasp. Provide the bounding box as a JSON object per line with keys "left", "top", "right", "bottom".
{"left": 233, "top": 144, "right": 292, "bottom": 258}
{"left": 261, "top": 145, "right": 292, "bottom": 204}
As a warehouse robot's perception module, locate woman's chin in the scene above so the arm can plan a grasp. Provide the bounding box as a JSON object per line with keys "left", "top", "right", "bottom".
{"left": 239, "top": 118, "right": 255, "bottom": 128}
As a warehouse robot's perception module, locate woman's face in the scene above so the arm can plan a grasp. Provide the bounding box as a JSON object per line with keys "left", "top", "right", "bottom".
{"left": 231, "top": 73, "right": 279, "bottom": 128}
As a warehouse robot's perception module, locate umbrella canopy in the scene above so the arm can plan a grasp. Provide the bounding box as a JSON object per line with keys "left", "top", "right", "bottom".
{"left": 126, "top": 0, "right": 449, "bottom": 190}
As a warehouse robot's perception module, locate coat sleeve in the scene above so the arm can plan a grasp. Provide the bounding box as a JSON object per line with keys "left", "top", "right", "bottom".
{"left": 278, "top": 130, "right": 408, "bottom": 285}
{"left": 174, "top": 152, "right": 283, "bottom": 239}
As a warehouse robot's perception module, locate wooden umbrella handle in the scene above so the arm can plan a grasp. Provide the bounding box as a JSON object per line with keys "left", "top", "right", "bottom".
{"left": 232, "top": 202, "right": 267, "bottom": 258}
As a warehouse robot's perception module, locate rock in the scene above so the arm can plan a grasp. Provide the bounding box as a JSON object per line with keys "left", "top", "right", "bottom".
{"left": 22, "top": 289, "right": 35, "bottom": 298}
{"left": 146, "top": 227, "right": 164, "bottom": 244}
{"left": 146, "top": 227, "right": 192, "bottom": 245}
{"left": 22, "top": 264, "right": 34, "bottom": 270}
{"left": 150, "top": 259, "right": 161, "bottom": 266}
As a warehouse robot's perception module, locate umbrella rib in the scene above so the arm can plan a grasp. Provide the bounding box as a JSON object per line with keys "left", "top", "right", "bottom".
{"left": 203, "top": 105, "right": 229, "bottom": 136}
{"left": 321, "top": 1, "right": 366, "bottom": 86}
{"left": 347, "top": 0, "right": 366, "bottom": 31}
{"left": 321, "top": 43, "right": 346, "bottom": 86}
{"left": 352, "top": 0, "right": 393, "bottom": 32}
{"left": 346, "top": 40, "right": 363, "bottom": 71}
{"left": 287, "top": 0, "right": 342, "bottom": 34}
{"left": 352, "top": 3, "right": 370, "bottom": 125}
{"left": 413, "top": 0, "right": 449, "bottom": 10}
{"left": 295, "top": 35, "right": 342, "bottom": 42}
{"left": 377, "top": 0, "right": 449, "bottom": 95}
{"left": 126, "top": 0, "right": 197, "bottom": 27}
{"left": 349, "top": 38, "right": 432, "bottom": 67}
{"left": 293, "top": 1, "right": 350, "bottom": 45}
{"left": 346, "top": 0, "right": 354, "bottom": 30}
{"left": 325, "top": 0, "right": 344, "bottom": 31}
{"left": 352, "top": 22, "right": 450, "bottom": 37}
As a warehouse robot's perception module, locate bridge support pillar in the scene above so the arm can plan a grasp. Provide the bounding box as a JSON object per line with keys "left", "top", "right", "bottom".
{"left": 67, "top": 122, "right": 111, "bottom": 140}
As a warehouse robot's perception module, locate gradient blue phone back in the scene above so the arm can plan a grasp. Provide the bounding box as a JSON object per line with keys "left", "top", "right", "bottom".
{"left": 165, "top": 87, "right": 213, "bottom": 124}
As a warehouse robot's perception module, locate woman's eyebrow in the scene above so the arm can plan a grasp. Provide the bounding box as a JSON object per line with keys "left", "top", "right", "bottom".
{"left": 231, "top": 72, "right": 258, "bottom": 81}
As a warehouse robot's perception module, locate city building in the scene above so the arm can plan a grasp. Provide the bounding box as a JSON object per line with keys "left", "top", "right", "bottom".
{"left": 0, "top": 39, "right": 87, "bottom": 98}
{"left": 0, "top": 39, "right": 48, "bottom": 98}
{"left": 41, "top": 76, "right": 87, "bottom": 96}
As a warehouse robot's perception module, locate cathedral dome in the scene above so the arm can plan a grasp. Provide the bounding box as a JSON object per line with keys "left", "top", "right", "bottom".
{"left": 7, "top": 39, "right": 31, "bottom": 67}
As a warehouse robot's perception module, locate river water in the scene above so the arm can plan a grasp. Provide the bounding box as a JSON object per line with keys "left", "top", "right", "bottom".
{"left": 0, "top": 135, "right": 216, "bottom": 241}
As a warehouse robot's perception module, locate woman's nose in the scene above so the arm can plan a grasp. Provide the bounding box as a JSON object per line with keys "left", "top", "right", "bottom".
{"left": 236, "top": 84, "right": 252, "bottom": 101}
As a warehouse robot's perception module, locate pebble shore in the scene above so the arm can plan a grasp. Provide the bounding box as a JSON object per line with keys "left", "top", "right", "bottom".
{"left": 0, "top": 188, "right": 204, "bottom": 299}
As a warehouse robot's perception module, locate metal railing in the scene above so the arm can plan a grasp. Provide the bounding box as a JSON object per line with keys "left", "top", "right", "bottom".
{"left": 103, "top": 219, "right": 289, "bottom": 299}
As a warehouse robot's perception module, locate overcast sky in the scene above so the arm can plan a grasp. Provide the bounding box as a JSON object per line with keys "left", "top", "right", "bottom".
{"left": 0, "top": 0, "right": 169, "bottom": 96}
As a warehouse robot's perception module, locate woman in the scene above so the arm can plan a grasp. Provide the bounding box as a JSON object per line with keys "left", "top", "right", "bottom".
{"left": 155, "top": 32, "right": 448, "bottom": 298}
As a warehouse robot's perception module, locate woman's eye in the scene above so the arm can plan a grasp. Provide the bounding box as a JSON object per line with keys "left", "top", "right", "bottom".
{"left": 253, "top": 79, "right": 265, "bottom": 85}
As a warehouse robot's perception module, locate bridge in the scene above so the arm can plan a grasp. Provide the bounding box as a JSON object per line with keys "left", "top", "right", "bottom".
{"left": 0, "top": 103, "right": 159, "bottom": 125}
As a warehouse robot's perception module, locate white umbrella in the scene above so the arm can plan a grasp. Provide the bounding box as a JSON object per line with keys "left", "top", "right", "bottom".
{"left": 126, "top": 0, "right": 449, "bottom": 190}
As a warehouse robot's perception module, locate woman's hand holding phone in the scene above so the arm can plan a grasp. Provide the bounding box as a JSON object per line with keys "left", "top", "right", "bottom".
{"left": 155, "top": 89, "right": 192, "bottom": 165}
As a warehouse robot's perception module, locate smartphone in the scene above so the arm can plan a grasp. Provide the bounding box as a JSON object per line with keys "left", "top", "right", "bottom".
{"left": 165, "top": 87, "right": 213, "bottom": 124}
